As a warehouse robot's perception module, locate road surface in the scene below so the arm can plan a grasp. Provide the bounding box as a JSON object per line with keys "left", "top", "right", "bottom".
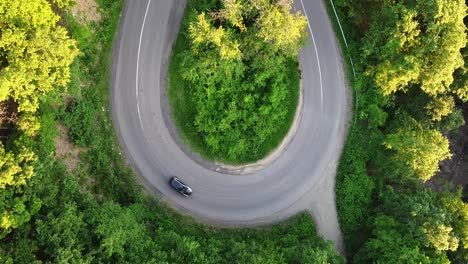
{"left": 111, "top": 0, "right": 348, "bottom": 251}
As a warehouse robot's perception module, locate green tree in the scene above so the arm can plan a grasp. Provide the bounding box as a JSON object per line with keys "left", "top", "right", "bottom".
{"left": 353, "top": 215, "right": 443, "bottom": 264}
{"left": 362, "top": 0, "right": 467, "bottom": 120}
{"left": 0, "top": 0, "right": 78, "bottom": 238}
{"left": 0, "top": 143, "right": 36, "bottom": 189}
{"left": 255, "top": 0, "right": 308, "bottom": 56}
{"left": 90, "top": 202, "right": 166, "bottom": 263}
{"left": 221, "top": 0, "right": 246, "bottom": 31}
{"left": 355, "top": 188, "right": 467, "bottom": 263}
{"left": 0, "top": 0, "right": 79, "bottom": 135}
{"left": 174, "top": 0, "right": 306, "bottom": 162}
{"left": 35, "top": 203, "right": 92, "bottom": 263}
{"left": 189, "top": 13, "right": 241, "bottom": 60}
{"left": 0, "top": 140, "right": 37, "bottom": 237}
{"left": 219, "top": 0, "right": 308, "bottom": 56}
{"left": 383, "top": 117, "right": 451, "bottom": 182}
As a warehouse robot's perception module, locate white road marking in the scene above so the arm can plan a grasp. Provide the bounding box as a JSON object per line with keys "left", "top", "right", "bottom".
{"left": 136, "top": 0, "right": 152, "bottom": 131}
{"left": 300, "top": 0, "right": 324, "bottom": 113}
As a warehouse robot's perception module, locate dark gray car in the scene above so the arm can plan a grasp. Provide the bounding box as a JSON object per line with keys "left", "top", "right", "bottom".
{"left": 169, "top": 177, "right": 192, "bottom": 197}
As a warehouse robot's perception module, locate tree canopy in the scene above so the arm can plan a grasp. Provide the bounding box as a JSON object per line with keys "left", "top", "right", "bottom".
{"left": 0, "top": 0, "right": 77, "bottom": 238}
{"left": 171, "top": 0, "right": 307, "bottom": 162}
{"left": 354, "top": 188, "right": 468, "bottom": 263}
{"left": 0, "top": 0, "right": 78, "bottom": 135}
{"left": 361, "top": 0, "right": 467, "bottom": 120}
{"left": 332, "top": 0, "right": 468, "bottom": 262}
{"left": 383, "top": 116, "right": 451, "bottom": 182}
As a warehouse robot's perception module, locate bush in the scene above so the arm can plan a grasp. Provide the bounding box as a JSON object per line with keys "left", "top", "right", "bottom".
{"left": 336, "top": 124, "right": 375, "bottom": 253}
{"left": 61, "top": 98, "right": 97, "bottom": 147}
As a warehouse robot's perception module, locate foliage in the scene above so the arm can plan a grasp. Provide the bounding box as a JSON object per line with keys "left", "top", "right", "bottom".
{"left": 189, "top": 13, "right": 241, "bottom": 60}
{"left": 354, "top": 188, "right": 468, "bottom": 263}
{"left": 219, "top": 0, "right": 308, "bottom": 56}
{"left": 383, "top": 115, "right": 451, "bottom": 182}
{"left": 170, "top": 0, "right": 305, "bottom": 162}
{"left": 452, "top": 47, "right": 468, "bottom": 102}
{"left": 0, "top": 0, "right": 78, "bottom": 135}
{"left": 361, "top": 0, "right": 466, "bottom": 120}
{"left": 328, "top": 0, "right": 468, "bottom": 261}
{"left": 335, "top": 124, "right": 375, "bottom": 252}
{"left": 0, "top": 141, "right": 37, "bottom": 235}
{"left": 0, "top": 142, "right": 36, "bottom": 189}
{"left": 0, "top": 0, "right": 77, "bottom": 238}
{"left": 51, "top": 0, "right": 75, "bottom": 8}
{"left": 255, "top": 0, "right": 308, "bottom": 57}
{"left": 426, "top": 96, "right": 456, "bottom": 122}
{"left": 61, "top": 99, "right": 98, "bottom": 147}
{"left": 435, "top": 109, "right": 465, "bottom": 133}
{"left": 35, "top": 202, "right": 92, "bottom": 263}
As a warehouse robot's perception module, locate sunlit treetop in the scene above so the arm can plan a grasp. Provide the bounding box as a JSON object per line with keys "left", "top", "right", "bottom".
{"left": 0, "top": 0, "right": 79, "bottom": 135}
{"left": 362, "top": 0, "right": 467, "bottom": 120}
{"left": 189, "top": 0, "right": 308, "bottom": 59}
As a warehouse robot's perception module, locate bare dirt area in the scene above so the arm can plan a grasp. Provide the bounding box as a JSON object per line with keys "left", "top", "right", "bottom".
{"left": 55, "top": 124, "right": 84, "bottom": 172}
{"left": 72, "top": 0, "right": 101, "bottom": 24}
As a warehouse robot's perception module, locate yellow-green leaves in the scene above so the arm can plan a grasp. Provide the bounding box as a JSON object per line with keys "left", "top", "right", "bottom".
{"left": 17, "top": 114, "right": 41, "bottom": 136}
{"left": 222, "top": 0, "right": 246, "bottom": 31}
{"left": 364, "top": 0, "right": 467, "bottom": 120}
{"left": 0, "top": 143, "right": 36, "bottom": 189}
{"left": 0, "top": 0, "right": 78, "bottom": 135}
{"left": 383, "top": 121, "right": 451, "bottom": 182}
{"left": 0, "top": 0, "right": 59, "bottom": 29}
{"left": 365, "top": 5, "right": 420, "bottom": 96}
{"left": 189, "top": 0, "right": 307, "bottom": 60}
{"left": 0, "top": 0, "right": 77, "bottom": 237}
{"left": 423, "top": 222, "right": 459, "bottom": 252}
{"left": 256, "top": 2, "right": 307, "bottom": 57}
{"left": 425, "top": 95, "right": 455, "bottom": 121}
{"left": 189, "top": 13, "right": 216, "bottom": 44}
{"left": 189, "top": 13, "right": 241, "bottom": 60}
{"left": 417, "top": 0, "right": 466, "bottom": 97}
{"left": 1, "top": 27, "right": 78, "bottom": 111}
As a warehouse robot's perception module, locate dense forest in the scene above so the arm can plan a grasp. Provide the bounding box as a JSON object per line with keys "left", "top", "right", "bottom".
{"left": 169, "top": 0, "right": 306, "bottom": 163}
{"left": 332, "top": 0, "right": 468, "bottom": 262}
{"left": 0, "top": 0, "right": 343, "bottom": 263}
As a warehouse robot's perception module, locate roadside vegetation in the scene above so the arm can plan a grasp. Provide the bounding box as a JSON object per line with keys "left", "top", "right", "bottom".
{"left": 169, "top": 0, "right": 304, "bottom": 163}
{"left": 0, "top": 0, "right": 344, "bottom": 263}
{"left": 328, "top": 0, "right": 468, "bottom": 262}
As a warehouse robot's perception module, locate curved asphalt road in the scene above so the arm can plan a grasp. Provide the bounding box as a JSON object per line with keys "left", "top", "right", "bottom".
{"left": 112, "top": 0, "right": 348, "bottom": 251}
